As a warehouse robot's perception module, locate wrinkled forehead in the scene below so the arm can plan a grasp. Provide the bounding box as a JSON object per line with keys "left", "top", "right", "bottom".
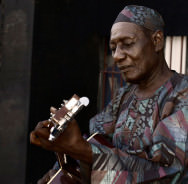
{"left": 110, "top": 22, "right": 146, "bottom": 42}
{"left": 114, "top": 5, "right": 165, "bottom": 32}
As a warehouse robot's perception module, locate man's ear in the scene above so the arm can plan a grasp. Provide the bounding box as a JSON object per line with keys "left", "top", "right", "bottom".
{"left": 152, "top": 30, "right": 164, "bottom": 52}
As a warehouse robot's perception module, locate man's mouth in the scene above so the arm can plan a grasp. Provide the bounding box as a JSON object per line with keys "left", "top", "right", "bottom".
{"left": 118, "top": 65, "right": 133, "bottom": 73}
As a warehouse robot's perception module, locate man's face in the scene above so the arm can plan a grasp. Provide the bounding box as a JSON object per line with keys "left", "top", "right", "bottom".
{"left": 110, "top": 22, "right": 158, "bottom": 84}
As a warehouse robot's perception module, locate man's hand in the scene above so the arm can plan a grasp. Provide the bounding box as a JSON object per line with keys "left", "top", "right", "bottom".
{"left": 30, "top": 107, "right": 92, "bottom": 163}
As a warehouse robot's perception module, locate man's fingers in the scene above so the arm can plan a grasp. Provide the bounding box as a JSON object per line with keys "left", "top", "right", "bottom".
{"left": 50, "top": 106, "right": 57, "bottom": 114}
{"left": 30, "top": 130, "right": 54, "bottom": 150}
{"left": 35, "top": 127, "right": 50, "bottom": 139}
{"left": 30, "top": 131, "right": 42, "bottom": 146}
{"left": 35, "top": 120, "right": 52, "bottom": 130}
{"left": 31, "top": 126, "right": 50, "bottom": 146}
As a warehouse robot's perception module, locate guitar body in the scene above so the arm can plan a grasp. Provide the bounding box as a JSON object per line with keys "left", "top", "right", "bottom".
{"left": 48, "top": 169, "right": 81, "bottom": 184}
{"left": 48, "top": 133, "right": 113, "bottom": 184}
{"left": 48, "top": 152, "right": 82, "bottom": 184}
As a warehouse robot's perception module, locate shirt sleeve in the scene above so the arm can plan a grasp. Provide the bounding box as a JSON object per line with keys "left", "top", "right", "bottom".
{"left": 89, "top": 106, "right": 188, "bottom": 183}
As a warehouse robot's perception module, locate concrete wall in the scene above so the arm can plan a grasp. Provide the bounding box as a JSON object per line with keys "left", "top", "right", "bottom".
{"left": 0, "top": 0, "right": 34, "bottom": 183}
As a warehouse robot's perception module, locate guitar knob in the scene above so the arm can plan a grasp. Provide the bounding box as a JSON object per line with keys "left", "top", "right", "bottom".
{"left": 50, "top": 112, "right": 54, "bottom": 115}
{"left": 63, "top": 100, "right": 68, "bottom": 104}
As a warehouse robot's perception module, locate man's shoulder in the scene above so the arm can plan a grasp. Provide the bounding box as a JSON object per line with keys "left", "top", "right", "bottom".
{"left": 170, "top": 71, "right": 188, "bottom": 90}
{"left": 170, "top": 72, "right": 188, "bottom": 107}
{"left": 180, "top": 73, "right": 188, "bottom": 83}
{"left": 176, "top": 72, "right": 188, "bottom": 80}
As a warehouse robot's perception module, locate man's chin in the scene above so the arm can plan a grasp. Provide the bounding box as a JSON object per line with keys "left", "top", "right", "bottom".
{"left": 123, "top": 74, "right": 142, "bottom": 84}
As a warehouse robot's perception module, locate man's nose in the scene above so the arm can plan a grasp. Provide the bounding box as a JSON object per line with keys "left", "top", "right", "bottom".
{"left": 113, "top": 46, "right": 126, "bottom": 63}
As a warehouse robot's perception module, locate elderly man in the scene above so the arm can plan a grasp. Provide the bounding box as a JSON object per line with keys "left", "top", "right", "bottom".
{"left": 30, "top": 5, "right": 188, "bottom": 184}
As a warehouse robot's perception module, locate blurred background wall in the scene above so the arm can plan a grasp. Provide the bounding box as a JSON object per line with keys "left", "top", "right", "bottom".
{"left": 0, "top": 0, "right": 187, "bottom": 183}
{"left": 0, "top": 0, "right": 34, "bottom": 183}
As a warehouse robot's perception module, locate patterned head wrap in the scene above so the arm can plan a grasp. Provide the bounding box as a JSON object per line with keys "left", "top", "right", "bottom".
{"left": 114, "top": 5, "right": 165, "bottom": 31}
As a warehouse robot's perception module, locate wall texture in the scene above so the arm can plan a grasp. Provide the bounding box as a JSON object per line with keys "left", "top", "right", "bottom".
{"left": 0, "top": 0, "right": 34, "bottom": 183}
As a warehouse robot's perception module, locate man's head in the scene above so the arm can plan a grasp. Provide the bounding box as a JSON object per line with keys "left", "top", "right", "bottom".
{"left": 110, "top": 5, "right": 166, "bottom": 84}
{"left": 114, "top": 5, "right": 165, "bottom": 32}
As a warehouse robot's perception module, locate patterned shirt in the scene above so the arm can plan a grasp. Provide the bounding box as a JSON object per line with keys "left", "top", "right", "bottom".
{"left": 89, "top": 72, "right": 188, "bottom": 184}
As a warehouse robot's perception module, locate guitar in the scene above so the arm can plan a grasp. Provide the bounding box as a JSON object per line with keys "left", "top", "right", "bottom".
{"left": 46, "top": 94, "right": 113, "bottom": 184}
{"left": 47, "top": 133, "right": 113, "bottom": 184}
{"left": 46, "top": 94, "right": 88, "bottom": 184}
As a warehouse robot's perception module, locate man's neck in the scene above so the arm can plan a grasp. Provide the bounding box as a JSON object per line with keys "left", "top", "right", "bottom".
{"left": 135, "top": 63, "right": 173, "bottom": 99}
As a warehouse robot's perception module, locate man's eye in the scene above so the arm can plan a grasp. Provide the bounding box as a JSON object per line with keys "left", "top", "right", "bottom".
{"left": 110, "top": 47, "right": 116, "bottom": 52}
{"left": 123, "top": 42, "right": 133, "bottom": 47}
